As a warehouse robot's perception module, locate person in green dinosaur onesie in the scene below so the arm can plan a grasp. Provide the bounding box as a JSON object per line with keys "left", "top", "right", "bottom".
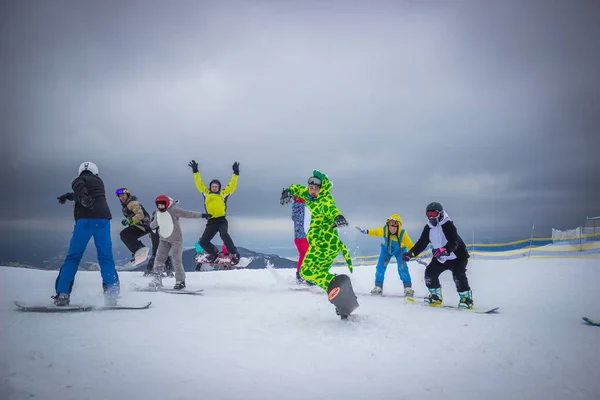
{"left": 280, "top": 170, "right": 354, "bottom": 291}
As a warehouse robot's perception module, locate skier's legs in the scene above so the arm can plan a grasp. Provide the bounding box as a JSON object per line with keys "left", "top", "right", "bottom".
{"left": 91, "top": 219, "right": 120, "bottom": 296}
{"left": 217, "top": 218, "right": 238, "bottom": 254}
{"left": 424, "top": 258, "right": 450, "bottom": 289}
{"left": 120, "top": 226, "right": 146, "bottom": 253}
{"left": 199, "top": 219, "right": 221, "bottom": 256}
{"left": 450, "top": 257, "right": 471, "bottom": 293}
{"left": 146, "top": 230, "right": 160, "bottom": 273}
{"left": 374, "top": 245, "right": 390, "bottom": 287}
{"left": 154, "top": 240, "right": 171, "bottom": 275}
{"left": 395, "top": 248, "right": 412, "bottom": 288}
{"left": 300, "top": 242, "right": 339, "bottom": 291}
{"left": 170, "top": 241, "right": 186, "bottom": 282}
{"left": 55, "top": 219, "right": 93, "bottom": 294}
{"left": 294, "top": 237, "right": 309, "bottom": 272}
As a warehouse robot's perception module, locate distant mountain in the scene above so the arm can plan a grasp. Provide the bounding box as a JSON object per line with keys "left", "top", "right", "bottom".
{"left": 0, "top": 238, "right": 297, "bottom": 271}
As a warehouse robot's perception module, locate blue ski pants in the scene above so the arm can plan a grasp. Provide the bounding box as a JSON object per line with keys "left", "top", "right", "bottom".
{"left": 55, "top": 218, "right": 120, "bottom": 296}
{"left": 375, "top": 245, "right": 411, "bottom": 288}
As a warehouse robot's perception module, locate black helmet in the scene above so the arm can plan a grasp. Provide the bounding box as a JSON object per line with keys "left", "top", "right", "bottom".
{"left": 209, "top": 179, "right": 221, "bottom": 193}
{"left": 426, "top": 202, "right": 443, "bottom": 213}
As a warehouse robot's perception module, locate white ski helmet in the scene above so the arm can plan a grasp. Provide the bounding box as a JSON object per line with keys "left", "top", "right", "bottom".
{"left": 78, "top": 161, "right": 99, "bottom": 176}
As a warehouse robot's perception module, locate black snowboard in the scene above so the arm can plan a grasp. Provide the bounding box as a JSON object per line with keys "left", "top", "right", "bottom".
{"left": 14, "top": 301, "right": 152, "bottom": 313}
{"left": 327, "top": 274, "right": 359, "bottom": 319}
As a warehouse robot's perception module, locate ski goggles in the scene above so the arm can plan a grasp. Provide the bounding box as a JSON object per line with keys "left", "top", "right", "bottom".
{"left": 307, "top": 177, "right": 322, "bottom": 187}
{"left": 115, "top": 188, "right": 130, "bottom": 196}
{"left": 426, "top": 210, "right": 441, "bottom": 219}
{"left": 386, "top": 219, "right": 399, "bottom": 227}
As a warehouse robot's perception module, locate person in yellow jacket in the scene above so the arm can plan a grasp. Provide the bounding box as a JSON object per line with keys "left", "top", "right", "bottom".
{"left": 188, "top": 159, "right": 241, "bottom": 265}
{"left": 355, "top": 214, "right": 415, "bottom": 297}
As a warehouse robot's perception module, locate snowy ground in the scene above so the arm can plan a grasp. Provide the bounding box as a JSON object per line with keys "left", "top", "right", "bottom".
{"left": 1, "top": 258, "right": 599, "bottom": 400}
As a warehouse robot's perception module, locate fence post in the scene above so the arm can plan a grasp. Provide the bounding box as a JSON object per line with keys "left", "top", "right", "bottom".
{"left": 528, "top": 224, "right": 535, "bottom": 258}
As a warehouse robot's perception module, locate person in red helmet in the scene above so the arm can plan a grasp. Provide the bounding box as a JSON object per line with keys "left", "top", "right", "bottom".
{"left": 148, "top": 194, "right": 210, "bottom": 290}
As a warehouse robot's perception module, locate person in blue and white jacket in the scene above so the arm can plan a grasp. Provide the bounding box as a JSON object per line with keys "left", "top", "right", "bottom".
{"left": 402, "top": 202, "right": 473, "bottom": 309}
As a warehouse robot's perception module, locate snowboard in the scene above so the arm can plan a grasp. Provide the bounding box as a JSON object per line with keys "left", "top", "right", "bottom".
{"left": 405, "top": 297, "right": 499, "bottom": 314}
{"left": 14, "top": 301, "right": 152, "bottom": 313}
{"left": 357, "top": 291, "right": 427, "bottom": 300}
{"left": 133, "top": 287, "right": 204, "bottom": 295}
{"left": 582, "top": 317, "right": 600, "bottom": 326}
{"left": 327, "top": 274, "right": 359, "bottom": 319}
{"left": 194, "top": 252, "right": 244, "bottom": 270}
{"left": 120, "top": 247, "right": 150, "bottom": 271}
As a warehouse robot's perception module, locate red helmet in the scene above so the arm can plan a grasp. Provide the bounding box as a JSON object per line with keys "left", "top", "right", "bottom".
{"left": 155, "top": 194, "right": 171, "bottom": 210}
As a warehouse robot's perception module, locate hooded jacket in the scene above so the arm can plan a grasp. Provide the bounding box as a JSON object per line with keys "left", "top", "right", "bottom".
{"left": 192, "top": 171, "right": 238, "bottom": 218}
{"left": 365, "top": 213, "right": 414, "bottom": 255}
{"left": 149, "top": 196, "right": 205, "bottom": 244}
{"left": 121, "top": 194, "right": 151, "bottom": 231}
{"left": 410, "top": 210, "right": 469, "bottom": 263}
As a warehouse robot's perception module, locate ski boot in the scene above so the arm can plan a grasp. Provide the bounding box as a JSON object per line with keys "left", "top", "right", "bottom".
{"left": 404, "top": 287, "right": 415, "bottom": 297}
{"left": 424, "top": 287, "right": 443, "bottom": 306}
{"left": 370, "top": 285, "right": 383, "bottom": 295}
{"left": 148, "top": 274, "right": 163, "bottom": 289}
{"left": 52, "top": 293, "right": 70, "bottom": 306}
{"left": 173, "top": 281, "right": 186, "bottom": 290}
{"left": 230, "top": 253, "right": 240, "bottom": 265}
{"left": 458, "top": 290, "right": 474, "bottom": 309}
{"left": 102, "top": 282, "right": 120, "bottom": 306}
{"left": 296, "top": 271, "right": 305, "bottom": 284}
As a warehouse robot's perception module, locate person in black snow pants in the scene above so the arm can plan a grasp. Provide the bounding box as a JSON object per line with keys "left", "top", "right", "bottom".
{"left": 402, "top": 202, "right": 473, "bottom": 309}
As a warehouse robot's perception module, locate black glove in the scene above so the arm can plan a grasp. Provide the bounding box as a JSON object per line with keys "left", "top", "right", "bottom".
{"left": 57, "top": 193, "right": 74, "bottom": 204}
{"left": 280, "top": 189, "right": 292, "bottom": 205}
{"left": 332, "top": 214, "right": 348, "bottom": 228}
{"left": 201, "top": 213, "right": 212, "bottom": 219}
{"left": 232, "top": 162, "right": 240, "bottom": 175}
{"left": 188, "top": 160, "right": 199, "bottom": 173}
{"left": 402, "top": 251, "right": 414, "bottom": 261}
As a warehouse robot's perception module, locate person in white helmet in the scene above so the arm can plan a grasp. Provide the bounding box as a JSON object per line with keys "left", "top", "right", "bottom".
{"left": 53, "top": 162, "right": 120, "bottom": 306}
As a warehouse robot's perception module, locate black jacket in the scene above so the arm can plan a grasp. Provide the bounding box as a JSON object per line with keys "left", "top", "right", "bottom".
{"left": 70, "top": 171, "right": 112, "bottom": 221}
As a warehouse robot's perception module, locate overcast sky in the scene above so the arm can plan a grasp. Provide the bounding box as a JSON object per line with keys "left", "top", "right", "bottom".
{"left": 2, "top": 0, "right": 599, "bottom": 255}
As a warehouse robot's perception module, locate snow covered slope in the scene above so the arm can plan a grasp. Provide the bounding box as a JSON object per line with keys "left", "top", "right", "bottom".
{"left": 1, "top": 259, "right": 599, "bottom": 399}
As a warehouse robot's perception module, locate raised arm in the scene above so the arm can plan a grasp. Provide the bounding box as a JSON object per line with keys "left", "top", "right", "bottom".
{"left": 221, "top": 173, "right": 238, "bottom": 195}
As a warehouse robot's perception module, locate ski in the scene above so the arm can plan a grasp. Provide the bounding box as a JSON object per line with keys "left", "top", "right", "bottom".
{"left": 582, "top": 317, "right": 600, "bottom": 326}
{"left": 14, "top": 301, "right": 152, "bottom": 313}
{"left": 405, "top": 297, "right": 499, "bottom": 314}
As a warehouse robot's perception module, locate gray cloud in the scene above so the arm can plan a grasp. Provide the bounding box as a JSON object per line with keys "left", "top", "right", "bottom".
{"left": 2, "top": 0, "right": 599, "bottom": 253}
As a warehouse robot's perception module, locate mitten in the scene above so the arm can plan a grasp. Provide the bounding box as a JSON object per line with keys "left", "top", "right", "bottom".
{"left": 433, "top": 247, "right": 448, "bottom": 258}
{"left": 333, "top": 214, "right": 348, "bottom": 228}
{"left": 280, "top": 189, "right": 292, "bottom": 205}
{"left": 188, "top": 160, "right": 199, "bottom": 173}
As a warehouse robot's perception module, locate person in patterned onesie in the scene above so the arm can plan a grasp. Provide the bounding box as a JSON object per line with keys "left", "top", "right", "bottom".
{"left": 280, "top": 170, "right": 353, "bottom": 292}
{"left": 291, "top": 195, "right": 312, "bottom": 284}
